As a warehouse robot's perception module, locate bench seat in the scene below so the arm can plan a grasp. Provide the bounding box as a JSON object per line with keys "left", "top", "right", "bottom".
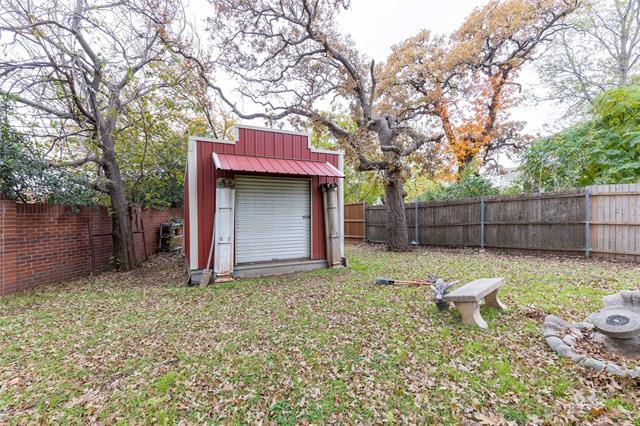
{"left": 445, "top": 278, "right": 505, "bottom": 302}
{"left": 444, "top": 277, "right": 507, "bottom": 329}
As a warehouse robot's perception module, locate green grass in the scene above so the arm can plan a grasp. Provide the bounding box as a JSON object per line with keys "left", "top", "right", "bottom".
{"left": 1, "top": 246, "right": 639, "bottom": 424}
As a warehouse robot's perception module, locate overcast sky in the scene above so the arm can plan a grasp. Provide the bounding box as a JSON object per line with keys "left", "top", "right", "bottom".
{"left": 336, "top": 0, "right": 556, "bottom": 135}
{"left": 188, "top": 0, "right": 556, "bottom": 138}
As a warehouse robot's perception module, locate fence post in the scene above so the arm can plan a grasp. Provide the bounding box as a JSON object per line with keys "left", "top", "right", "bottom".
{"left": 585, "top": 189, "right": 591, "bottom": 258}
{"left": 413, "top": 198, "right": 419, "bottom": 245}
{"left": 363, "top": 204, "right": 368, "bottom": 243}
{"left": 362, "top": 202, "right": 366, "bottom": 243}
{"left": 480, "top": 197, "right": 485, "bottom": 249}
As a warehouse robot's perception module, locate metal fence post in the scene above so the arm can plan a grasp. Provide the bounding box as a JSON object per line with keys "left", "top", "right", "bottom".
{"left": 585, "top": 189, "right": 591, "bottom": 258}
{"left": 480, "top": 197, "right": 485, "bottom": 249}
{"left": 414, "top": 198, "right": 419, "bottom": 245}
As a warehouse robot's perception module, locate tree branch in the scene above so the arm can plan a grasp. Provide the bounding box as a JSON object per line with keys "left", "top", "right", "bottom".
{"left": 0, "top": 90, "right": 73, "bottom": 118}
{"left": 48, "top": 155, "right": 103, "bottom": 168}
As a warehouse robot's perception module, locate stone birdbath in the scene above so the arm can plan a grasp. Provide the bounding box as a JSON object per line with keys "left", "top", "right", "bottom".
{"left": 543, "top": 290, "right": 640, "bottom": 378}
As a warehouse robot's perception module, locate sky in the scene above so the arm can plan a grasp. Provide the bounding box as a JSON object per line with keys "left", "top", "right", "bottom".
{"left": 336, "top": 0, "right": 558, "bottom": 137}
{"left": 187, "top": 0, "right": 556, "bottom": 140}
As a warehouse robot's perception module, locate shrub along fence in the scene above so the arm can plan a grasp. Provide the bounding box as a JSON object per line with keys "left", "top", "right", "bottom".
{"left": 0, "top": 198, "right": 182, "bottom": 296}
{"left": 347, "top": 183, "right": 640, "bottom": 263}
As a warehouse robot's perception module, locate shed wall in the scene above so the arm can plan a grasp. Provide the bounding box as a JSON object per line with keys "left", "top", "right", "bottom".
{"left": 189, "top": 127, "right": 340, "bottom": 270}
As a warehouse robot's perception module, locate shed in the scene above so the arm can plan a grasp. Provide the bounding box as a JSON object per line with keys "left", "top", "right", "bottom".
{"left": 184, "top": 125, "right": 345, "bottom": 284}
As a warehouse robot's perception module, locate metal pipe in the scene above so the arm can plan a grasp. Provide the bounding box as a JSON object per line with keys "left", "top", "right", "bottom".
{"left": 585, "top": 189, "right": 591, "bottom": 258}
{"left": 480, "top": 197, "right": 485, "bottom": 249}
{"left": 414, "top": 198, "right": 419, "bottom": 245}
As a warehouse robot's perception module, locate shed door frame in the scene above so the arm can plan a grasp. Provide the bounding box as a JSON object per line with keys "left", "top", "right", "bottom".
{"left": 234, "top": 175, "right": 313, "bottom": 265}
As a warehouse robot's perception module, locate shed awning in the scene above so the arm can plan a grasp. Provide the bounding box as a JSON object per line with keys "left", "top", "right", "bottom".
{"left": 212, "top": 153, "right": 344, "bottom": 178}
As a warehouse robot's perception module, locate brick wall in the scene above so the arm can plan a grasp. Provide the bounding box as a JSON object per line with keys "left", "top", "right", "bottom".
{"left": 0, "top": 200, "right": 18, "bottom": 295}
{"left": 0, "top": 199, "right": 182, "bottom": 296}
{"left": 132, "top": 207, "right": 184, "bottom": 262}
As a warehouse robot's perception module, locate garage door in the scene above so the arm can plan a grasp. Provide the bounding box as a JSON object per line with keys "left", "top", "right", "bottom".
{"left": 235, "top": 176, "right": 311, "bottom": 264}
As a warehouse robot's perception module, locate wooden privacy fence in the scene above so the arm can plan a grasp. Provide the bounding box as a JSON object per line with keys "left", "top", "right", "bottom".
{"left": 357, "top": 183, "right": 640, "bottom": 263}
{"left": 588, "top": 184, "right": 640, "bottom": 262}
{"left": 344, "top": 202, "right": 366, "bottom": 243}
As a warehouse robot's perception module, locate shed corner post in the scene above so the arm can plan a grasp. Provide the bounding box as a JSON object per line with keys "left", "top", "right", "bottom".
{"left": 187, "top": 137, "right": 199, "bottom": 271}
{"left": 480, "top": 196, "right": 485, "bottom": 249}
{"left": 338, "top": 153, "right": 345, "bottom": 259}
{"left": 585, "top": 189, "right": 591, "bottom": 258}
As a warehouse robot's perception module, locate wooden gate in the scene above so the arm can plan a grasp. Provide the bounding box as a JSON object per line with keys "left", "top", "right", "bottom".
{"left": 344, "top": 202, "right": 365, "bottom": 243}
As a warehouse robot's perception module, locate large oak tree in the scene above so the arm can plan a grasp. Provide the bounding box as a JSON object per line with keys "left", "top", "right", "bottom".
{"left": 183, "top": 0, "right": 444, "bottom": 251}
{"left": 384, "top": 0, "right": 579, "bottom": 176}
{"left": 180, "top": 0, "right": 577, "bottom": 250}
{"left": 0, "top": 0, "right": 186, "bottom": 270}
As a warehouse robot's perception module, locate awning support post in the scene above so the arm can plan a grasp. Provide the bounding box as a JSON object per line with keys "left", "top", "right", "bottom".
{"left": 213, "top": 178, "right": 235, "bottom": 281}
{"left": 321, "top": 183, "right": 341, "bottom": 267}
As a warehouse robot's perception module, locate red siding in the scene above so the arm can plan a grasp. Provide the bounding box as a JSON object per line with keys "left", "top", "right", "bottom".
{"left": 190, "top": 128, "right": 340, "bottom": 270}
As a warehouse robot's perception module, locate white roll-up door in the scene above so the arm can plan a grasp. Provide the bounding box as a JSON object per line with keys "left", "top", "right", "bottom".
{"left": 235, "top": 176, "right": 311, "bottom": 264}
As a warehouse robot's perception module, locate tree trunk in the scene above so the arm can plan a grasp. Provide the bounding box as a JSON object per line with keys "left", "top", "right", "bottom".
{"left": 102, "top": 145, "right": 137, "bottom": 271}
{"left": 384, "top": 168, "right": 409, "bottom": 251}
{"left": 456, "top": 154, "right": 476, "bottom": 180}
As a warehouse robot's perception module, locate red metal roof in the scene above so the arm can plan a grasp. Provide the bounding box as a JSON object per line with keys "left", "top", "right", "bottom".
{"left": 212, "top": 153, "right": 344, "bottom": 178}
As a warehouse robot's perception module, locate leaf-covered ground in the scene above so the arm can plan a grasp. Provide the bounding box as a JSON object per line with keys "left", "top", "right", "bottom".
{"left": 1, "top": 245, "right": 639, "bottom": 424}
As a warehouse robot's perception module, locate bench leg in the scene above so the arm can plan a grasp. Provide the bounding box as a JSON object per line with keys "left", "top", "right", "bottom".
{"left": 454, "top": 302, "right": 487, "bottom": 329}
{"left": 485, "top": 290, "right": 507, "bottom": 312}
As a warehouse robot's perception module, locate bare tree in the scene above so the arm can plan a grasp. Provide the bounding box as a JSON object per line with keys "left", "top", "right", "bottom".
{"left": 538, "top": 0, "right": 640, "bottom": 116}
{"left": 0, "top": 0, "right": 185, "bottom": 270}
{"left": 175, "top": 0, "right": 444, "bottom": 251}
{"left": 480, "top": 122, "right": 533, "bottom": 173}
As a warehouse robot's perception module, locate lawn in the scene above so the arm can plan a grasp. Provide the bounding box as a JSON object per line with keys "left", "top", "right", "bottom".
{"left": 1, "top": 245, "right": 639, "bottom": 424}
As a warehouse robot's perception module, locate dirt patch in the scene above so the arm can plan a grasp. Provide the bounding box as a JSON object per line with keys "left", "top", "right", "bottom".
{"left": 522, "top": 306, "right": 546, "bottom": 321}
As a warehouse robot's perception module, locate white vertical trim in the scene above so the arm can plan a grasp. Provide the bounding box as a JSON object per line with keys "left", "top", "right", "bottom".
{"left": 187, "top": 138, "right": 199, "bottom": 269}
{"left": 338, "top": 153, "right": 345, "bottom": 259}
{"left": 212, "top": 152, "right": 222, "bottom": 169}
{"left": 213, "top": 184, "right": 235, "bottom": 277}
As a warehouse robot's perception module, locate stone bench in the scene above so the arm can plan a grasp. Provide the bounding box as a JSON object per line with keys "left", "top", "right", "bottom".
{"left": 443, "top": 277, "right": 507, "bottom": 329}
